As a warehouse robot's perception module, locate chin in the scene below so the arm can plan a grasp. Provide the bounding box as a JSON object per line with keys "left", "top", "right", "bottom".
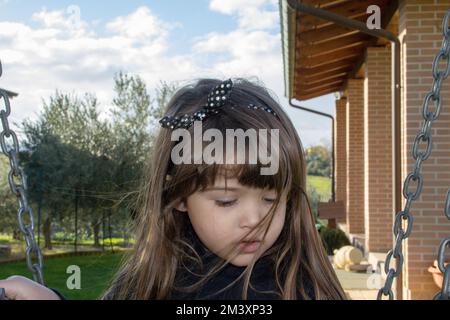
{"left": 229, "top": 253, "right": 262, "bottom": 267}
{"left": 229, "top": 260, "right": 250, "bottom": 267}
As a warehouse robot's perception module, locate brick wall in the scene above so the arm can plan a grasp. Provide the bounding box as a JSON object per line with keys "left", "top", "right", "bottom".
{"left": 335, "top": 98, "right": 347, "bottom": 223}
{"left": 364, "top": 46, "right": 394, "bottom": 253}
{"left": 399, "top": 0, "right": 450, "bottom": 300}
{"left": 346, "top": 79, "right": 365, "bottom": 234}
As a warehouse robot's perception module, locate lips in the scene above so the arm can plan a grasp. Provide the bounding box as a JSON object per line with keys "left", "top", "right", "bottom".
{"left": 239, "top": 240, "right": 261, "bottom": 253}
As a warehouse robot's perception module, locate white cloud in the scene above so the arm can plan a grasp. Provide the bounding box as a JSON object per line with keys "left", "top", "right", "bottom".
{"left": 209, "top": 0, "right": 278, "bottom": 30}
{"left": 194, "top": 30, "right": 278, "bottom": 55}
{"left": 32, "top": 8, "right": 74, "bottom": 29}
{"left": 194, "top": 0, "right": 284, "bottom": 100}
{"left": 209, "top": 0, "right": 273, "bottom": 15}
{"left": 0, "top": 6, "right": 199, "bottom": 126}
{"left": 31, "top": 6, "right": 91, "bottom": 38}
{"left": 193, "top": 30, "right": 282, "bottom": 90}
{"left": 106, "top": 7, "right": 174, "bottom": 42}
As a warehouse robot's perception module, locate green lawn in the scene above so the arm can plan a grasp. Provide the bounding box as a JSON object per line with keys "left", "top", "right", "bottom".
{"left": 307, "top": 175, "right": 331, "bottom": 201}
{"left": 0, "top": 253, "right": 124, "bottom": 300}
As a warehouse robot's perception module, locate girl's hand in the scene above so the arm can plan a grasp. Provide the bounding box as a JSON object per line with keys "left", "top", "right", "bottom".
{"left": 0, "top": 276, "right": 61, "bottom": 300}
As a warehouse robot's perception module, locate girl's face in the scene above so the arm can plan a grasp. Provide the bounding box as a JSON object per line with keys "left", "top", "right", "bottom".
{"left": 177, "top": 175, "right": 287, "bottom": 267}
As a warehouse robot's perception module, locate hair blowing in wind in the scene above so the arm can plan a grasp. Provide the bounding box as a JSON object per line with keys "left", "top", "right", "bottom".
{"left": 101, "top": 78, "right": 347, "bottom": 300}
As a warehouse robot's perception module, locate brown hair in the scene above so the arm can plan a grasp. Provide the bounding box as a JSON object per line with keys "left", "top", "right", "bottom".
{"left": 101, "top": 78, "right": 346, "bottom": 300}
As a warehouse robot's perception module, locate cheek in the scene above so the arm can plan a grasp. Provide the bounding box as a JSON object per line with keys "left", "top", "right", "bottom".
{"left": 277, "top": 204, "right": 287, "bottom": 222}
{"left": 186, "top": 198, "right": 234, "bottom": 246}
{"left": 268, "top": 204, "right": 287, "bottom": 237}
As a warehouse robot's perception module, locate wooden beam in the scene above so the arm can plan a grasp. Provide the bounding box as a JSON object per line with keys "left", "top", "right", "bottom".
{"left": 297, "top": 0, "right": 390, "bottom": 32}
{"left": 298, "top": 72, "right": 349, "bottom": 85}
{"left": 298, "top": 0, "right": 352, "bottom": 9}
{"left": 298, "top": 79, "right": 344, "bottom": 92}
{"left": 298, "top": 65, "right": 353, "bottom": 80}
{"left": 295, "top": 86, "right": 342, "bottom": 101}
{"left": 298, "top": 12, "right": 367, "bottom": 33}
{"left": 297, "top": 53, "right": 360, "bottom": 69}
{"left": 298, "top": 26, "right": 358, "bottom": 44}
{"left": 296, "top": 45, "right": 364, "bottom": 67}
{"left": 296, "top": 58, "right": 355, "bottom": 75}
{"left": 297, "top": 33, "right": 371, "bottom": 57}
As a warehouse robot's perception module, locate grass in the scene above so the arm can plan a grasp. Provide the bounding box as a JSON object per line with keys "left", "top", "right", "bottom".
{"left": 0, "top": 234, "right": 21, "bottom": 245}
{"left": 307, "top": 175, "right": 332, "bottom": 227}
{"left": 0, "top": 253, "right": 124, "bottom": 300}
{"left": 0, "top": 233, "right": 128, "bottom": 263}
{"left": 0, "top": 234, "right": 133, "bottom": 247}
{"left": 52, "top": 235, "right": 134, "bottom": 246}
{"left": 307, "top": 175, "right": 332, "bottom": 202}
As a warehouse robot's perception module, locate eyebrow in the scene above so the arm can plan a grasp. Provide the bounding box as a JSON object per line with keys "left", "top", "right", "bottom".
{"left": 203, "top": 187, "right": 241, "bottom": 192}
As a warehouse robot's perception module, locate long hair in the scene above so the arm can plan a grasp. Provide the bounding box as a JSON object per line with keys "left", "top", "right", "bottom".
{"left": 101, "top": 78, "right": 346, "bottom": 300}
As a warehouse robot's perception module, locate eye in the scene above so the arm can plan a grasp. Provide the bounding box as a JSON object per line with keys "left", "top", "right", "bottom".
{"left": 215, "top": 199, "right": 237, "bottom": 207}
{"left": 263, "top": 197, "right": 276, "bottom": 204}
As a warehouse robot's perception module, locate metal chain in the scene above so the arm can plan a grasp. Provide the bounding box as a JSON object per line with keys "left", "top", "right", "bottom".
{"left": 434, "top": 235, "right": 450, "bottom": 300}
{"left": 0, "top": 60, "right": 45, "bottom": 285}
{"left": 377, "top": 9, "right": 450, "bottom": 300}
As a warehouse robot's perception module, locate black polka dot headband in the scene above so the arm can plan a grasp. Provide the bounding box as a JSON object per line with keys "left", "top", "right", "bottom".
{"left": 159, "top": 79, "right": 278, "bottom": 130}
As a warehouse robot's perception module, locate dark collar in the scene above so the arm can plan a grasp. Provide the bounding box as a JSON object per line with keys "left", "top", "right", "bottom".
{"left": 170, "top": 226, "right": 280, "bottom": 300}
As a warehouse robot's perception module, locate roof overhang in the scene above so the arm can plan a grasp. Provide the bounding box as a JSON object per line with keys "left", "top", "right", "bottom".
{"left": 280, "top": 0, "right": 398, "bottom": 101}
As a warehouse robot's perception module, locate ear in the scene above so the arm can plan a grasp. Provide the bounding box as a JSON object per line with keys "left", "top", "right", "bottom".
{"left": 174, "top": 199, "right": 188, "bottom": 213}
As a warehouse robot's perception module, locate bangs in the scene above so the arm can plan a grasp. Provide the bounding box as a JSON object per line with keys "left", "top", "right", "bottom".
{"left": 167, "top": 123, "right": 290, "bottom": 196}
{"left": 196, "top": 162, "right": 289, "bottom": 194}
{"left": 165, "top": 137, "right": 292, "bottom": 207}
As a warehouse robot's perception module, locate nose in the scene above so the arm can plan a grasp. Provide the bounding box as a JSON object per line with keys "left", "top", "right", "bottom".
{"left": 239, "top": 199, "right": 263, "bottom": 229}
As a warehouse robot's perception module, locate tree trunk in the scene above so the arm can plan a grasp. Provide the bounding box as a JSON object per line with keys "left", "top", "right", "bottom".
{"left": 93, "top": 219, "right": 101, "bottom": 247}
{"left": 74, "top": 193, "right": 78, "bottom": 253}
{"left": 37, "top": 197, "right": 42, "bottom": 247}
{"left": 102, "top": 211, "right": 106, "bottom": 251}
{"left": 12, "top": 229, "right": 21, "bottom": 240}
{"left": 108, "top": 209, "right": 114, "bottom": 253}
{"left": 43, "top": 217, "right": 52, "bottom": 250}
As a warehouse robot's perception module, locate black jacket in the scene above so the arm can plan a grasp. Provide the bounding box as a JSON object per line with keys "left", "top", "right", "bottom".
{"left": 169, "top": 224, "right": 315, "bottom": 300}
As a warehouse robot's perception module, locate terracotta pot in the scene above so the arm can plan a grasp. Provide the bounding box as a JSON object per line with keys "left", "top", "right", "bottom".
{"left": 428, "top": 260, "right": 449, "bottom": 289}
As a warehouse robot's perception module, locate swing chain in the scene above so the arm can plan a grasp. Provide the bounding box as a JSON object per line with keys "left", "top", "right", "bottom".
{"left": 434, "top": 183, "right": 450, "bottom": 299}
{"left": 0, "top": 62, "right": 45, "bottom": 285}
{"left": 378, "top": 9, "right": 450, "bottom": 300}
{"left": 433, "top": 237, "right": 450, "bottom": 300}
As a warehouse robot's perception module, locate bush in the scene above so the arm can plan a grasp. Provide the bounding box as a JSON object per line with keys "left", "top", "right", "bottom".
{"left": 318, "top": 226, "right": 351, "bottom": 255}
{"left": 306, "top": 184, "right": 320, "bottom": 220}
{"left": 305, "top": 145, "right": 331, "bottom": 177}
{"left": 0, "top": 245, "right": 11, "bottom": 258}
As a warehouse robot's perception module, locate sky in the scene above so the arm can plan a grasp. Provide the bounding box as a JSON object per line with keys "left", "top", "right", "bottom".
{"left": 0, "top": 0, "right": 335, "bottom": 148}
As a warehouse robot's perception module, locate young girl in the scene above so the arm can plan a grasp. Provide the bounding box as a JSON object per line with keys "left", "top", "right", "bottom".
{"left": 0, "top": 78, "right": 346, "bottom": 300}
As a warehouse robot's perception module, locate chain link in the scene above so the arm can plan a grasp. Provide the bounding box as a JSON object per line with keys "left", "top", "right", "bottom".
{"left": 434, "top": 237, "right": 450, "bottom": 300}
{"left": 0, "top": 60, "right": 45, "bottom": 285}
{"left": 445, "top": 189, "right": 450, "bottom": 221}
{"left": 378, "top": 10, "right": 450, "bottom": 300}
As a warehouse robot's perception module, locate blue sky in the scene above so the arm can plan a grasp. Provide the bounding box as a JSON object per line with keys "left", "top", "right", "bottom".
{"left": 0, "top": 0, "right": 335, "bottom": 148}
{"left": 0, "top": 0, "right": 236, "bottom": 55}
